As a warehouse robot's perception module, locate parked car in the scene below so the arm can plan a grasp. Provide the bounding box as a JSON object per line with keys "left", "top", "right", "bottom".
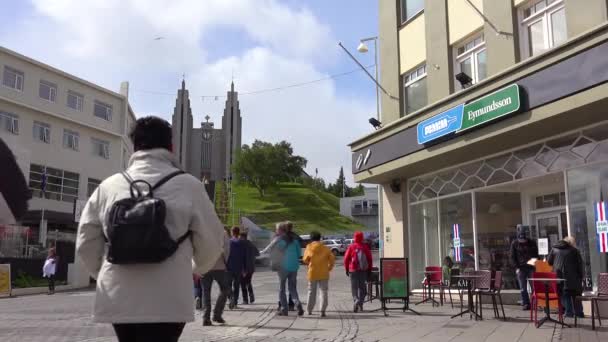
{"left": 344, "top": 238, "right": 354, "bottom": 247}
{"left": 322, "top": 239, "right": 347, "bottom": 256}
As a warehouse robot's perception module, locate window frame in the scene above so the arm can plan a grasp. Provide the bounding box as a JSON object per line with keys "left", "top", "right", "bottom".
{"left": 67, "top": 90, "right": 84, "bottom": 111}
{"left": 0, "top": 112, "right": 19, "bottom": 134}
{"left": 2, "top": 66, "right": 24, "bottom": 92}
{"left": 453, "top": 33, "right": 487, "bottom": 90}
{"left": 33, "top": 121, "right": 51, "bottom": 144}
{"left": 400, "top": 0, "right": 424, "bottom": 24}
{"left": 519, "top": 0, "right": 566, "bottom": 59}
{"left": 93, "top": 100, "right": 113, "bottom": 121}
{"left": 87, "top": 178, "right": 101, "bottom": 197}
{"left": 403, "top": 64, "right": 428, "bottom": 116}
{"left": 29, "top": 164, "right": 80, "bottom": 203}
{"left": 91, "top": 137, "right": 110, "bottom": 159}
{"left": 63, "top": 129, "right": 80, "bottom": 151}
{"left": 38, "top": 80, "right": 58, "bottom": 103}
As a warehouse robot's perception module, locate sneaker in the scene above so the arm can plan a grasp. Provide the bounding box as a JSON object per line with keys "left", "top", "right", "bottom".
{"left": 203, "top": 319, "right": 213, "bottom": 326}
{"left": 522, "top": 304, "right": 530, "bottom": 311}
{"left": 228, "top": 302, "right": 236, "bottom": 310}
{"left": 358, "top": 304, "right": 363, "bottom": 312}
{"left": 297, "top": 304, "right": 304, "bottom": 316}
{"left": 195, "top": 297, "right": 202, "bottom": 310}
{"left": 321, "top": 312, "right": 326, "bottom": 318}
{"left": 353, "top": 303, "right": 359, "bottom": 313}
{"left": 308, "top": 311, "right": 313, "bottom": 315}
{"left": 289, "top": 305, "right": 296, "bottom": 312}
{"left": 242, "top": 300, "right": 249, "bottom": 305}
{"left": 212, "top": 317, "right": 226, "bottom": 324}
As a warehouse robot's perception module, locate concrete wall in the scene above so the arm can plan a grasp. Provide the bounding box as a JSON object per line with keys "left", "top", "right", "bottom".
{"left": 381, "top": 181, "right": 406, "bottom": 258}
{"left": 399, "top": 15, "right": 427, "bottom": 74}
{"left": 448, "top": 0, "right": 484, "bottom": 44}
{"left": 378, "top": 0, "right": 402, "bottom": 123}
{"left": 483, "top": 0, "right": 518, "bottom": 76}
{"left": 424, "top": 0, "right": 452, "bottom": 102}
{"left": 565, "top": 0, "right": 608, "bottom": 37}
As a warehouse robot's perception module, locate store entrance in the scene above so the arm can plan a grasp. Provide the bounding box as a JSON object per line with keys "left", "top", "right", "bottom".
{"left": 533, "top": 211, "right": 568, "bottom": 247}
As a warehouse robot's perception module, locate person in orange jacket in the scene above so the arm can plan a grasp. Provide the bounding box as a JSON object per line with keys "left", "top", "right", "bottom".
{"left": 343, "top": 231, "right": 373, "bottom": 313}
{"left": 302, "top": 231, "right": 335, "bottom": 317}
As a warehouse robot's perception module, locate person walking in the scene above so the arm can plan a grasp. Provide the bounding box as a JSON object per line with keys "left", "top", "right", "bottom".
{"left": 510, "top": 226, "right": 539, "bottom": 311}
{"left": 42, "top": 247, "right": 58, "bottom": 295}
{"left": 302, "top": 231, "right": 335, "bottom": 317}
{"left": 548, "top": 236, "right": 584, "bottom": 318}
{"left": 201, "top": 232, "right": 231, "bottom": 326}
{"left": 344, "top": 231, "right": 373, "bottom": 313}
{"left": 193, "top": 274, "right": 202, "bottom": 310}
{"left": 227, "top": 226, "right": 247, "bottom": 309}
{"left": 76, "top": 116, "right": 224, "bottom": 342}
{"left": 240, "top": 231, "right": 259, "bottom": 305}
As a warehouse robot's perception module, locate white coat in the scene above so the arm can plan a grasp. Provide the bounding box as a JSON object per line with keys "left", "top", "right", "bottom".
{"left": 76, "top": 149, "right": 225, "bottom": 323}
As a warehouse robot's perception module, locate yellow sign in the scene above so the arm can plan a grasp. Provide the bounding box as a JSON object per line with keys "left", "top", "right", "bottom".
{"left": 0, "top": 264, "right": 10, "bottom": 297}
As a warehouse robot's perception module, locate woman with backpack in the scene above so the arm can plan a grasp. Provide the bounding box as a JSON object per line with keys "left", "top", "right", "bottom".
{"left": 343, "top": 231, "right": 373, "bottom": 313}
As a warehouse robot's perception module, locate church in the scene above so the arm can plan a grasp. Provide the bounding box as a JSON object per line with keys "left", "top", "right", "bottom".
{"left": 171, "top": 80, "right": 242, "bottom": 199}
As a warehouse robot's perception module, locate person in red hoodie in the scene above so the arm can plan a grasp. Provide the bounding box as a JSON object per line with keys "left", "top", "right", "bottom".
{"left": 343, "top": 231, "right": 373, "bottom": 313}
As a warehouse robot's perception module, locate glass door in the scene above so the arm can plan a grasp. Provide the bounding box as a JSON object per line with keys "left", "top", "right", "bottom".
{"left": 534, "top": 211, "right": 567, "bottom": 247}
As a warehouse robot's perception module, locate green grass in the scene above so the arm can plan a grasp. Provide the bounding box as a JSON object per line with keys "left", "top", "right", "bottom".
{"left": 218, "top": 182, "right": 364, "bottom": 235}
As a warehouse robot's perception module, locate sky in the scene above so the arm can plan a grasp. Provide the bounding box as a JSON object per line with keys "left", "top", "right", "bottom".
{"left": 0, "top": 0, "right": 379, "bottom": 186}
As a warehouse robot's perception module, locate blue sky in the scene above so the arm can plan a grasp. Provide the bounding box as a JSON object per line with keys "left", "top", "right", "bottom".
{"left": 0, "top": 0, "right": 379, "bottom": 185}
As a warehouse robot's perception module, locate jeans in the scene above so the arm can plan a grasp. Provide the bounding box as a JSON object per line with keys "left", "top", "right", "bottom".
{"left": 278, "top": 271, "right": 300, "bottom": 312}
{"left": 307, "top": 279, "right": 329, "bottom": 314}
{"left": 202, "top": 270, "right": 230, "bottom": 320}
{"left": 47, "top": 275, "right": 55, "bottom": 293}
{"left": 516, "top": 267, "right": 533, "bottom": 306}
{"left": 350, "top": 271, "right": 368, "bottom": 306}
{"left": 194, "top": 278, "right": 202, "bottom": 299}
{"left": 228, "top": 271, "right": 242, "bottom": 306}
{"left": 241, "top": 271, "right": 255, "bottom": 303}
{"left": 113, "top": 323, "right": 185, "bottom": 342}
{"left": 561, "top": 290, "right": 584, "bottom": 317}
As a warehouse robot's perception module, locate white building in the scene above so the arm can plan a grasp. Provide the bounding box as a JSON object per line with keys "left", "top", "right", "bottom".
{"left": 339, "top": 187, "right": 379, "bottom": 230}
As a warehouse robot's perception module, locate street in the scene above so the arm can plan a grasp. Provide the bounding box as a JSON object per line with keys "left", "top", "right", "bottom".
{"left": 1, "top": 257, "right": 606, "bottom": 342}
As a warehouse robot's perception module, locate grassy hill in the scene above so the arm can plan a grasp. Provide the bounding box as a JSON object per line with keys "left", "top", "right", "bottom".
{"left": 217, "top": 182, "right": 365, "bottom": 234}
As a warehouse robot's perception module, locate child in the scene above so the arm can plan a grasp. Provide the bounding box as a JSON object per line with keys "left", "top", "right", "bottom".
{"left": 442, "top": 256, "right": 454, "bottom": 285}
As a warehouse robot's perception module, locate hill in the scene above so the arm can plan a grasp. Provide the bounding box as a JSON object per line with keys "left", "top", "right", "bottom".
{"left": 217, "top": 182, "right": 365, "bottom": 234}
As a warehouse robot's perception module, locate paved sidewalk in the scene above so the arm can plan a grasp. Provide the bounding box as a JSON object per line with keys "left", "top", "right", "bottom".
{"left": 1, "top": 262, "right": 606, "bottom": 341}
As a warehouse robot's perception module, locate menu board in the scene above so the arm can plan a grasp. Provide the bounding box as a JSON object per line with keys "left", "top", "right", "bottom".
{"left": 0, "top": 264, "right": 11, "bottom": 297}
{"left": 381, "top": 258, "right": 408, "bottom": 299}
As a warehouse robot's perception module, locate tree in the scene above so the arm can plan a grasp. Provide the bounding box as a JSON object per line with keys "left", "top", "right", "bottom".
{"left": 328, "top": 167, "right": 349, "bottom": 198}
{"left": 233, "top": 140, "right": 307, "bottom": 197}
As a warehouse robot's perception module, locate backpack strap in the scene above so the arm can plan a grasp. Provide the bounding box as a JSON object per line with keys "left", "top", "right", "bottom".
{"left": 152, "top": 170, "right": 186, "bottom": 190}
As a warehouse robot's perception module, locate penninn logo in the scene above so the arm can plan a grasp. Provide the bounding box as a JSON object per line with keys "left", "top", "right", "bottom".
{"left": 423, "top": 116, "right": 458, "bottom": 137}
{"left": 356, "top": 149, "right": 372, "bottom": 170}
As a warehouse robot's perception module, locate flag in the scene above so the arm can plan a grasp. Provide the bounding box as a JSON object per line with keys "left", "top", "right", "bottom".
{"left": 40, "top": 168, "right": 47, "bottom": 195}
{"left": 453, "top": 224, "right": 462, "bottom": 262}
{"left": 594, "top": 201, "right": 608, "bottom": 253}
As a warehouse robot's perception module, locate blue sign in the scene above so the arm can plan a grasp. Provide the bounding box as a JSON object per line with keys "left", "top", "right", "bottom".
{"left": 416, "top": 104, "right": 464, "bottom": 145}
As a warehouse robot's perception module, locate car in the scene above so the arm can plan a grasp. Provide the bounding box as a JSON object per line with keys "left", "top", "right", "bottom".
{"left": 344, "top": 238, "right": 354, "bottom": 247}
{"left": 322, "top": 239, "right": 346, "bottom": 256}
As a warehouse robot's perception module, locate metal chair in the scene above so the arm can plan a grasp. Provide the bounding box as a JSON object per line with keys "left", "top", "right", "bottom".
{"left": 440, "top": 268, "right": 461, "bottom": 309}
{"left": 421, "top": 266, "right": 443, "bottom": 305}
{"left": 473, "top": 270, "right": 492, "bottom": 319}
{"left": 576, "top": 273, "right": 608, "bottom": 329}
{"left": 478, "top": 270, "right": 506, "bottom": 320}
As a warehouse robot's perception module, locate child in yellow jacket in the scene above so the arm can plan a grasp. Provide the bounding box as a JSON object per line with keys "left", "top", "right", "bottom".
{"left": 302, "top": 231, "right": 335, "bottom": 317}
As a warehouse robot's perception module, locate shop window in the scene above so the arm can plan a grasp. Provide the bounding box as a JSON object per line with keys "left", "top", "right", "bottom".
{"left": 454, "top": 33, "right": 486, "bottom": 90}
{"left": 403, "top": 64, "right": 427, "bottom": 115}
{"left": 534, "top": 192, "right": 565, "bottom": 210}
{"left": 440, "top": 194, "right": 474, "bottom": 271}
{"left": 410, "top": 200, "right": 438, "bottom": 286}
{"left": 519, "top": 0, "right": 566, "bottom": 58}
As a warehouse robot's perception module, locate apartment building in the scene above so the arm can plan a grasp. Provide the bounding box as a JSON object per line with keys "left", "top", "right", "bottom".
{"left": 339, "top": 187, "right": 379, "bottom": 230}
{"left": 350, "top": 0, "right": 608, "bottom": 292}
{"left": 0, "top": 46, "right": 135, "bottom": 258}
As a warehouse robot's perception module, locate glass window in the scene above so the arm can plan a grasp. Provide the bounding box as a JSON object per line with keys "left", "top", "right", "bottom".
{"left": 440, "top": 194, "right": 475, "bottom": 271}
{"left": 94, "top": 100, "right": 112, "bottom": 121}
{"left": 551, "top": 7, "right": 567, "bottom": 46}
{"left": 0, "top": 112, "right": 19, "bottom": 134}
{"left": 29, "top": 163, "right": 80, "bottom": 203}
{"left": 67, "top": 91, "right": 84, "bottom": 111}
{"left": 475, "top": 192, "right": 522, "bottom": 289}
{"left": 400, "top": 0, "right": 424, "bottom": 23}
{"left": 63, "top": 129, "right": 79, "bottom": 151}
{"left": 91, "top": 138, "right": 110, "bottom": 159}
{"left": 404, "top": 65, "right": 427, "bottom": 115}
{"left": 39, "top": 80, "right": 57, "bottom": 102}
{"left": 521, "top": 0, "right": 566, "bottom": 58}
{"left": 2, "top": 66, "right": 24, "bottom": 91}
{"left": 87, "top": 178, "right": 101, "bottom": 197}
{"left": 455, "top": 34, "right": 486, "bottom": 89}
{"left": 410, "top": 200, "right": 438, "bottom": 285}
{"left": 33, "top": 121, "right": 50, "bottom": 143}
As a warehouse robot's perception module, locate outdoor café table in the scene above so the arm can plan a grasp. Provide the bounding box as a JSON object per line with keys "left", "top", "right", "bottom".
{"left": 415, "top": 270, "right": 442, "bottom": 307}
{"left": 450, "top": 274, "right": 482, "bottom": 320}
{"left": 527, "top": 277, "right": 570, "bottom": 328}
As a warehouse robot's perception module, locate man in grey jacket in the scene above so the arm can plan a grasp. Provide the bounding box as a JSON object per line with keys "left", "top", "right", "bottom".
{"left": 77, "top": 116, "right": 224, "bottom": 342}
{"left": 201, "top": 230, "right": 231, "bottom": 326}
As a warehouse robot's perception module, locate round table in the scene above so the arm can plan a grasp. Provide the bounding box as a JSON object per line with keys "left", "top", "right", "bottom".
{"left": 450, "top": 275, "right": 482, "bottom": 320}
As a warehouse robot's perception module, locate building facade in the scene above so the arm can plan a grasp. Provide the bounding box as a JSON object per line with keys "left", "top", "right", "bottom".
{"left": 350, "top": 0, "right": 608, "bottom": 291}
{"left": 339, "top": 187, "right": 379, "bottom": 230}
{"left": 171, "top": 81, "right": 242, "bottom": 194}
{"left": 0, "top": 46, "right": 135, "bottom": 261}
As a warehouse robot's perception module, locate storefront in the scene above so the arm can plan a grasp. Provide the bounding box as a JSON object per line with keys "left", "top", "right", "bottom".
{"left": 350, "top": 26, "right": 608, "bottom": 292}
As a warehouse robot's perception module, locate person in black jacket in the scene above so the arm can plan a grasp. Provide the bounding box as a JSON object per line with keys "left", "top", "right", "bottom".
{"left": 548, "top": 236, "right": 584, "bottom": 318}
{"left": 239, "top": 231, "right": 259, "bottom": 304}
{"left": 510, "top": 226, "right": 538, "bottom": 310}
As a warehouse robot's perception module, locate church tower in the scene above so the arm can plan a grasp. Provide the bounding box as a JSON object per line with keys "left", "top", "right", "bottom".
{"left": 221, "top": 81, "right": 242, "bottom": 181}
{"left": 171, "top": 79, "right": 193, "bottom": 170}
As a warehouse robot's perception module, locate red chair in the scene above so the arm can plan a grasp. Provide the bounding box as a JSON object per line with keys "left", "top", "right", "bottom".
{"left": 421, "top": 266, "right": 443, "bottom": 305}
{"left": 530, "top": 272, "right": 563, "bottom": 325}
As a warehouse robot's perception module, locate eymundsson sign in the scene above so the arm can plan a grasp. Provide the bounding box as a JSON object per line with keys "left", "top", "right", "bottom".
{"left": 416, "top": 84, "right": 520, "bottom": 144}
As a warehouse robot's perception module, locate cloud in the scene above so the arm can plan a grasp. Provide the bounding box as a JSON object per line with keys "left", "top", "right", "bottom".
{"left": 2, "top": 0, "right": 374, "bottom": 185}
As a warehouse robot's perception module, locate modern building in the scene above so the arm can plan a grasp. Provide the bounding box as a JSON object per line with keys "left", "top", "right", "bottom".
{"left": 0, "top": 46, "right": 135, "bottom": 265}
{"left": 350, "top": 0, "right": 608, "bottom": 292}
{"left": 171, "top": 80, "right": 242, "bottom": 198}
{"left": 339, "top": 187, "right": 379, "bottom": 230}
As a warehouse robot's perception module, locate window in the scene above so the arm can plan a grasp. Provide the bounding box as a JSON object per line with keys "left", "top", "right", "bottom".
{"left": 520, "top": 0, "right": 566, "bottom": 58}
{"left": 94, "top": 100, "right": 112, "bottom": 121}
{"left": 67, "top": 91, "right": 84, "bottom": 111}
{"left": 63, "top": 129, "right": 79, "bottom": 151}
{"left": 403, "top": 64, "right": 428, "bottom": 115}
{"left": 39, "top": 80, "right": 57, "bottom": 102}
{"left": 87, "top": 178, "right": 101, "bottom": 197}
{"left": 2, "top": 66, "right": 24, "bottom": 91}
{"left": 33, "top": 121, "right": 50, "bottom": 143}
{"left": 0, "top": 112, "right": 19, "bottom": 134}
{"left": 400, "top": 0, "right": 424, "bottom": 23}
{"left": 454, "top": 34, "right": 487, "bottom": 89}
{"left": 29, "top": 163, "right": 79, "bottom": 203}
{"left": 91, "top": 137, "right": 110, "bottom": 159}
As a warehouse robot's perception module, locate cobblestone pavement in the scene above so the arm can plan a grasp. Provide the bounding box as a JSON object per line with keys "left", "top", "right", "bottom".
{"left": 1, "top": 258, "right": 607, "bottom": 342}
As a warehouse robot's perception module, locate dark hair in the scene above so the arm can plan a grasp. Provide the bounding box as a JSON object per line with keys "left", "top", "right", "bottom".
{"left": 239, "top": 232, "right": 248, "bottom": 239}
{"left": 444, "top": 256, "right": 454, "bottom": 268}
{"left": 129, "top": 116, "right": 172, "bottom": 152}
{"left": 231, "top": 226, "right": 240, "bottom": 237}
{"left": 310, "top": 231, "right": 321, "bottom": 241}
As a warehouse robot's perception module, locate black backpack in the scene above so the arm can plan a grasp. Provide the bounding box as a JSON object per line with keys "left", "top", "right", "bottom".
{"left": 105, "top": 170, "right": 191, "bottom": 264}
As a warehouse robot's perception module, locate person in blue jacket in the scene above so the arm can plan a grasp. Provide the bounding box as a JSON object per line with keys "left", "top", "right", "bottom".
{"left": 274, "top": 222, "right": 304, "bottom": 316}
{"left": 227, "top": 226, "right": 247, "bottom": 309}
